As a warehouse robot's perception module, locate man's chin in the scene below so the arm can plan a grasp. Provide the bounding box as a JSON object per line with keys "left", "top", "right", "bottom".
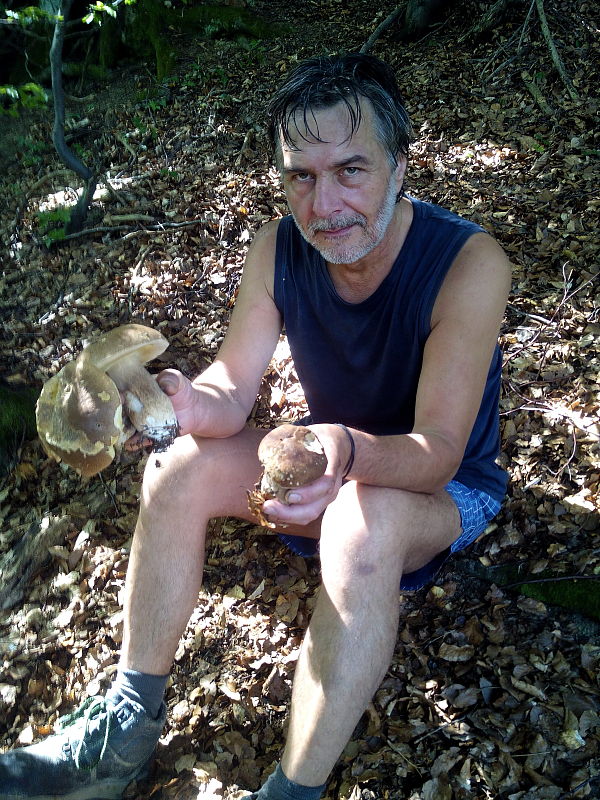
{"left": 314, "top": 242, "right": 371, "bottom": 264}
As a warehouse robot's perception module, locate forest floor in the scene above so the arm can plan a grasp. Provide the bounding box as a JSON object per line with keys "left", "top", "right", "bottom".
{"left": 0, "top": 0, "right": 599, "bottom": 798}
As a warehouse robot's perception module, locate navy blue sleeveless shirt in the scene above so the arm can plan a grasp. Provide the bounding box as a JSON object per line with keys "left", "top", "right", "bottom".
{"left": 273, "top": 197, "right": 508, "bottom": 502}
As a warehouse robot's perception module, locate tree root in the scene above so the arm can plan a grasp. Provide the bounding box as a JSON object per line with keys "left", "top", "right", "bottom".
{"left": 360, "top": 5, "right": 405, "bottom": 54}
{"left": 521, "top": 70, "right": 554, "bottom": 115}
{"left": 534, "top": 0, "right": 579, "bottom": 101}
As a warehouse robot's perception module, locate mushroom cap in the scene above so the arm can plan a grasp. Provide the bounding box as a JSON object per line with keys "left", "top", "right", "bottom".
{"left": 82, "top": 323, "right": 169, "bottom": 374}
{"left": 258, "top": 424, "right": 327, "bottom": 490}
{"left": 36, "top": 355, "right": 124, "bottom": 477}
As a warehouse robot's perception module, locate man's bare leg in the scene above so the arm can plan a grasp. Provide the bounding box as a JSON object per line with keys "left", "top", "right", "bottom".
{"left": 120, "top": 427, "right": 268, "bottom": 675}
{"left": 120, "top": 428, "right": 460, "bottom": 789}
{"left": 281, "top": 481, "right": 461, "bottom": 787}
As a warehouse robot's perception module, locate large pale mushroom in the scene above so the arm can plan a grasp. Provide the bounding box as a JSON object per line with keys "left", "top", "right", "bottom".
{"left": 82, "top": 324, "right": 177, "bottom": 447}
{"left": 36, "top": 324, "right": 178, "bottom": 476}
{"left": 247, "top": 424, "right": 328, "bottom": 527}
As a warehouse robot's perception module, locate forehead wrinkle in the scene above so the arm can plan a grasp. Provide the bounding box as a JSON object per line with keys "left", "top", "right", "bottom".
{"left": 281, "top": 154, "right": 373, "bottom": 178}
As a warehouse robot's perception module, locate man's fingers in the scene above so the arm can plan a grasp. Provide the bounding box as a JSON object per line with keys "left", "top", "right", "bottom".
{"left": 263, "top": 497, "right": 323, "bottom": 527}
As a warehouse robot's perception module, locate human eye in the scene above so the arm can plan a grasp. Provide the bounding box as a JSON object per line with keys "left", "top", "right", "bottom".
{"left": 293, "top": 171, "right": 312, "bottom": 183}
{"left": 341, "top": 165, "right": 362, "bottom": 179}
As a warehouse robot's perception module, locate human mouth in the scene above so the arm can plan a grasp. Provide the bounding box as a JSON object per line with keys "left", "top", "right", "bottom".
{"left": 309, "top": 217, "right": 364, "bottom": 238}
{"left": 319, "top": 225, "right": 354, "bottom": 238}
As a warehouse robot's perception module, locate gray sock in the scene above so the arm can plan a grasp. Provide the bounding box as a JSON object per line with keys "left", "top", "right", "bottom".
{"left": 107, "top": 667, "right": 168, "bottom": 719}
{"left": 253, "top": 763, "right": 326, "bottom": 800}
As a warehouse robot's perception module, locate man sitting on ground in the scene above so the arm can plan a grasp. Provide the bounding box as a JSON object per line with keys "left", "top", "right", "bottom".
{"left": 0, "top": 53, "right": 511, "bottom": 800}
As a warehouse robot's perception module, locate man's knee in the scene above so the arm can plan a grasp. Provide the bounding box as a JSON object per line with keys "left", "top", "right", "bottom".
{"left": 139, "top": 428, "right": 264, "bottom": 520}
{"left": 319, "top": 482, "right": 406, "bottom": 589}
{"left": 140, "top": 435, "right": 214, "bottom": 508}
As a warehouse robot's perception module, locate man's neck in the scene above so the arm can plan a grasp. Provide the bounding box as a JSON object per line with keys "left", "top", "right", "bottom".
{"left": 327, "top": 198, "right": 412, "bottom": 304}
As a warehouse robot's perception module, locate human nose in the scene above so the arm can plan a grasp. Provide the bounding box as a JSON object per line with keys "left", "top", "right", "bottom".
{"left": 312, "top": 175, "right": 342, "bottom": 218}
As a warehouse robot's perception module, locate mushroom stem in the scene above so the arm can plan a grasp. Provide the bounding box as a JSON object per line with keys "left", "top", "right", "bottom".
{"left": 106, "top": 360, "right": 178, "bottom": 449}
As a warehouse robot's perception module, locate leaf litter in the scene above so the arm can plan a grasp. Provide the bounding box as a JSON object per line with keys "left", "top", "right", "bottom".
{"left": 0, "top": 0, "right": 599, "bottom": 797}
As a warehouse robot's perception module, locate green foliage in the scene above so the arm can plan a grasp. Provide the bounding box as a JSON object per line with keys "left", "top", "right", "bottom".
{"left": 83, "top": 0, "right": 121, "bottom": 25}
{"left": 0, "top": 83, "right": 49, "bottom": 114}
{"left": 36, "top": 207, "right": 71, "bottom": 247}
{"left": 4, "top": 6, "right": 59, "bottom": 26}
{"left": 16, "top": 135, "right": 47, "bottom": 167}
{"left": 0, "top": 382, "right": 39, "bottom": 479}
{"left": 132, "top": 112, "right": 157, "bottom": 139}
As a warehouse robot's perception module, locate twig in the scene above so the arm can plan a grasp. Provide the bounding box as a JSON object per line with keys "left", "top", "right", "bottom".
{"left": 505, "top": 575, "right": 600, "bottom": 590}
{"left": 413, "top": 714, "right": 468, "bottom": 743}
{"left": 60, "top": 217, "right": 209, "bottom": 241}
{"left": 360, "top": 5, "right": 404, "bottom": 54}
{"left": 505, "top": 401, "right": 600, "bottom": 441}
{"left": 517, "top": 0, "right": 536, "bottom": 52}
{"left": 385, "top": 738, "right": 422, "bottom": 775}
{"left": 521, "top": 70, "right": 554, "bottom": 115}
{"left": 534, "top": 0, "right": 579, "bottom": 101}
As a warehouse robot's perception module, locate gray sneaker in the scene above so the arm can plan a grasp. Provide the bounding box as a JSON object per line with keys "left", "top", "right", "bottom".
{"left": 0, "top": 694, "right": 166, "bottom": 800}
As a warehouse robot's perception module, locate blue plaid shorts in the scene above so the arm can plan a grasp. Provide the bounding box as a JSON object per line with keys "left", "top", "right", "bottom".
{"left": 278, "top": 479, "right": 502, "bottom": 591}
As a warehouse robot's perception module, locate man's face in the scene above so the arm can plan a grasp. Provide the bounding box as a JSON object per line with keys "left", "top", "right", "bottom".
{"left": 278, "top": 100, "right": 406, "bottom": 265}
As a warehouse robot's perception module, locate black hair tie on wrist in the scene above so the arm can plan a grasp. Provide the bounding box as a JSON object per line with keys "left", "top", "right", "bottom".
{"left": 334, "top": 423, "right": 355, "bottom": 479}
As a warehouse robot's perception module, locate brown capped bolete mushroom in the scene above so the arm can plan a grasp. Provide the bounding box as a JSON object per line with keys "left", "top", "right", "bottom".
{"left": 36, "top": 324, "right": 178, "bottom": 477}
{"left": 247, "top": 424, "right": 327, "bottom": 527}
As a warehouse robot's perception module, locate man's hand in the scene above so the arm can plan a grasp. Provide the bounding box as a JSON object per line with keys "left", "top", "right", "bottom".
{"left": 261, "top": 422, "right": 352, "bottom": 527}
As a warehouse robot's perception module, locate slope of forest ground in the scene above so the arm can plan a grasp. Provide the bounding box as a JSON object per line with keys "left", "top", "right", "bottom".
{"left": 0, "top": 0, "right": 599, "bottom": 798}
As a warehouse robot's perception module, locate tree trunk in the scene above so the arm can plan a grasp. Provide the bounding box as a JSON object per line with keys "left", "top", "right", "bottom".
{"left": 49, "top": 0, "right": 97, "bottom": 234}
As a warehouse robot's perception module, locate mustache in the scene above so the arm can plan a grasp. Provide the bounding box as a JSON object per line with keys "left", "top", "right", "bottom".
{"left": 308, "top": 215, "right": 366, "bottom": 234}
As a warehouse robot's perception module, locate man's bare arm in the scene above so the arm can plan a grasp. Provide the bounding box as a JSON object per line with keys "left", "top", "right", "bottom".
{"left": 342, "top": 232, "right": 512, "bottom": 492}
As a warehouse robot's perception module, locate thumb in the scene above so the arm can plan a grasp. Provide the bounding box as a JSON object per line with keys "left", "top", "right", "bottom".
{"left": 157, "top": 368, "right": 183, "bottom": 397}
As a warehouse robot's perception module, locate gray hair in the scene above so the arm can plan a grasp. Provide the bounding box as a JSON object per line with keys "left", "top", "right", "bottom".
{"left": 267, "top": 53, "right": 412, "bottom": 168}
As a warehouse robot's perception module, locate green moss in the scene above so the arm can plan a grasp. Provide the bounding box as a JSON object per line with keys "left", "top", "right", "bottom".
{"left": 520, "top": 578, "right": 600, "bottom": 621}
{"left": 173, "top": 5, "right": 286, "bottom": 40}
{"left": 123, "top": 0, "right": 175, "bottom": 81}
{"left": 458, "top": 561, "right": 600, "bottom": 622}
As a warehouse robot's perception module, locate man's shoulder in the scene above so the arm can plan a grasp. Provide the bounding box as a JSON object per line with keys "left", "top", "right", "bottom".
{"left": 255, "top": 217, "right": 282, "bottom": 242}
{"left": 247, "top": 218, "right": 282, "bottom": 263}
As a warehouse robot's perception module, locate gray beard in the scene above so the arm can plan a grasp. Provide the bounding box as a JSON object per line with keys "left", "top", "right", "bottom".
{"left": 291, "top": 175, "right": 399, "bottom": 265}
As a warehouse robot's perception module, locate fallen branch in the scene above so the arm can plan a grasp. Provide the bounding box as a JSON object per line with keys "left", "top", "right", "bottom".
{"left": 61, "top": 217, "right": 210, "bottom": 241}
{"left": 360, "top": 5, "right": 404, "bottom": 53}
{"left": 462, "top": 0, "right": 510, "bottom": 41}
{"left": 534, "top": 0, "right": 579, "bottom": 101}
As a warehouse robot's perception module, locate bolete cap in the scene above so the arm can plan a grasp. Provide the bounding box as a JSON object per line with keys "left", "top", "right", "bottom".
{"left": 82, "top": 323, "right": 169, "bottom": 373}
{"left": 258, "top": 424, "right": 327, "bottom": 490}
{"left": 36, "top": 356, "right": 124, "bottom": 477}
